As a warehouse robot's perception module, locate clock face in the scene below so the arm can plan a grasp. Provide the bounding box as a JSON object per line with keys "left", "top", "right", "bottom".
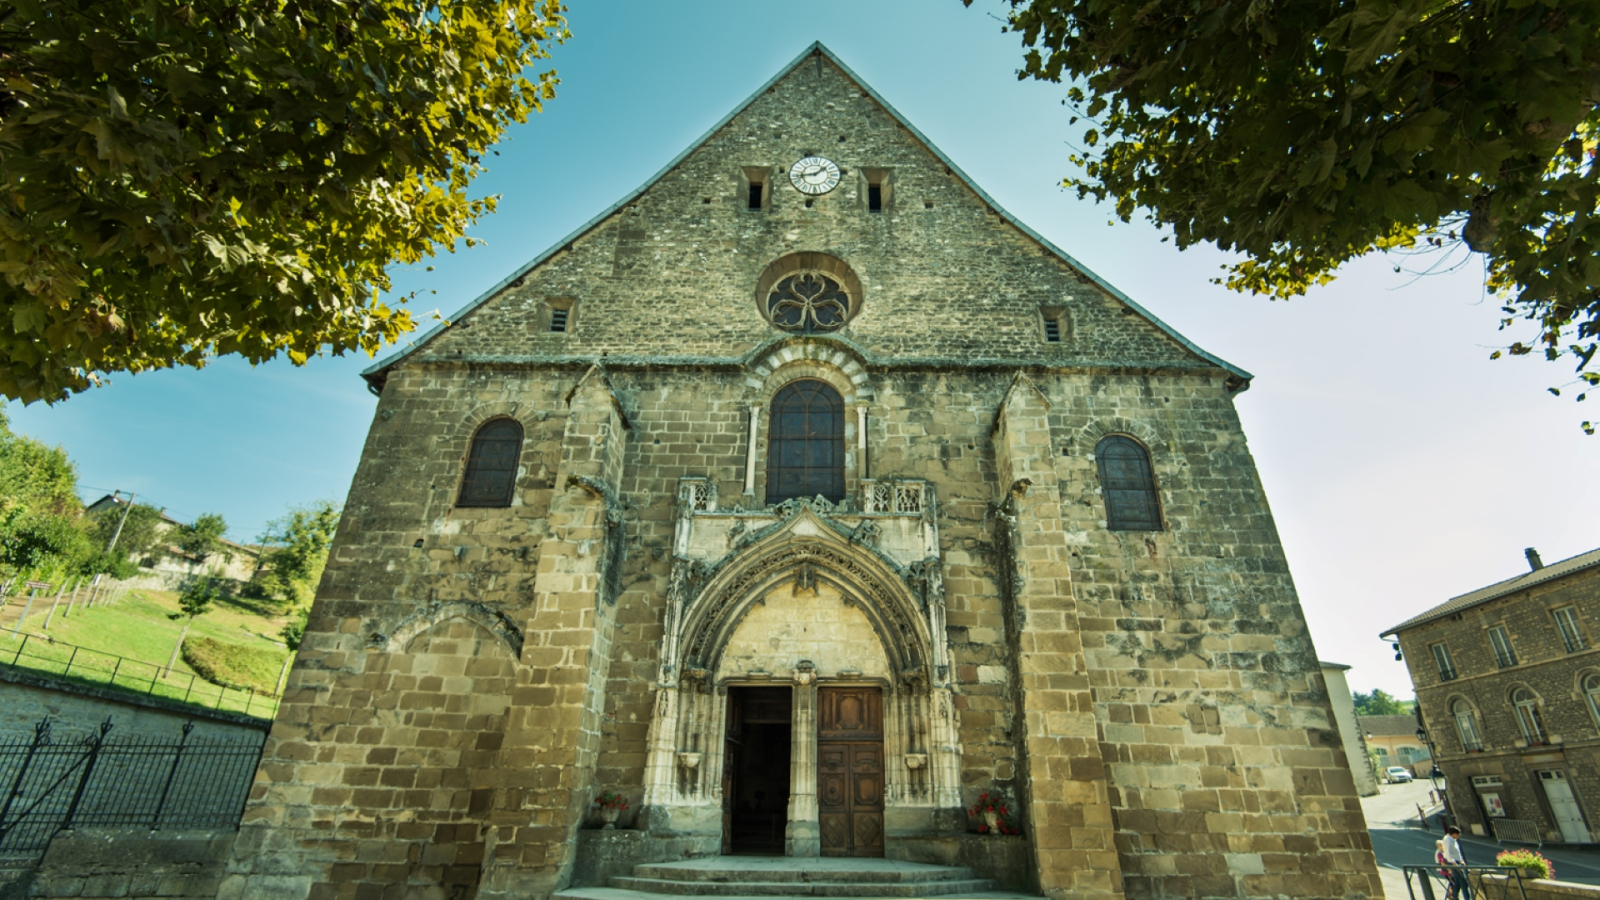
{"left": 789, "top": 156, "right": 841, "bottom": 195}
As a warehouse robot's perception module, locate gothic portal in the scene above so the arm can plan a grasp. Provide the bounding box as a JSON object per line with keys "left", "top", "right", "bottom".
{"left": 226, "top": 43, "right": 1383, "bottom": 900}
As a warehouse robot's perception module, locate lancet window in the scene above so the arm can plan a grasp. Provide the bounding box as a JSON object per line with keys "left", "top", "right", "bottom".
{"left": 457, "top": 419, "right": 523, "bottom": 508}
{"left": 767, "top": 380, "right": 845, "bottom": 504}
{"left": 1095, "top": 435, "right": 1163, "bottom": 531}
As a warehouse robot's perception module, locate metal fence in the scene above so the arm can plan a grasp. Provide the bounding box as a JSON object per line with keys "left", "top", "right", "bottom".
{"left": 1402, "top": 864, "right": 1527, "bottom": 900}
{"left": 1492, "top": 818, "right": 1544, "bottom": 849}
{"left": 0, "top": 717, "right": 265, "bottom": 861}
{"left": 1, "top": 630, "right": 279, "bottom": 720}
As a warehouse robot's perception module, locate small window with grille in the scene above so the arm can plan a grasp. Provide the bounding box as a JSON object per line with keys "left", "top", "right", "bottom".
{"left": 1040, "top": 306, "right": 1067, "bottom": 344}
{"left": 1430, "top": 642, "right": 1457, "bottom": 681}
{"left": 1488, "top": 625, "right": 1518, "bottom": 668}
{"left": 545, "top": 298, "right": 575, "bottom": 334}
{"left": 1554, "top": 606, "right": 1587, "bottom": 653}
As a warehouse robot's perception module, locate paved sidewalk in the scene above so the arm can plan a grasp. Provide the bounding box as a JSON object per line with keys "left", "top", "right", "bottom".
{"left": 1361, "top": 779, "right": 1600, "bottom": 897}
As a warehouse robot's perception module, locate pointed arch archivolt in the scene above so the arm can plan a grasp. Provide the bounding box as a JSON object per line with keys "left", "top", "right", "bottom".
{"left": 384, "top": 601, "right": 525, "bottom": 659}
{"left": 677, "top": 511, "right": 930, "bottom": 685}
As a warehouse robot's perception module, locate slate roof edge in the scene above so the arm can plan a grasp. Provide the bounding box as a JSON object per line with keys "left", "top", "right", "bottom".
{"left": 1380, "top": 547, "right": 1600, "bottom": 638}
{"left": 361, "top": 41, "right": 1254, "bottom": 393}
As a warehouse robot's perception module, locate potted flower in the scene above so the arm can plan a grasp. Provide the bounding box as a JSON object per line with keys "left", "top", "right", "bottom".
{"left": 969, "top": 792, "right": 1008, "bottom": 835}
{"left": 595, "top": 791, "right": 629, "bottom": 829}
{"left": 1496, "top": 849, "right": 1554, "bottom": 880}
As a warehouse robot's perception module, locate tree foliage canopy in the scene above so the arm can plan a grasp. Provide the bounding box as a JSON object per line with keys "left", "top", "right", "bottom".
{"left": 0, "top": 404, "right": 89, "bottom": 580}
{"left": 173, "top": 511, "right": 230, "bottom": 564}
{"left": 255, "top": 499, "right": 340, "bottom": 606}
{"left": 0, "top": 0, "right": 567, "bottom": 403}
{"left": 1353, "top": 688, "right": 1409, "bottom": 716}
{"left": 988, "top": 0, "right": 1600, "bottom": 428}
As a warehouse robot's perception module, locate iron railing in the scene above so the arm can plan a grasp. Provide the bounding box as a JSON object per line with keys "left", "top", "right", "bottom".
{"left": 1491, "top": 818, "right": 1544, "bottom": 849}
{"left": 1402, "top": 864, "right": 1527, "bottom": 900}
{"left": 0, "top": 717, "right": 265, "bottom": 861}
{"left": 0, "top": 631, "right": 278, "bottom": 720}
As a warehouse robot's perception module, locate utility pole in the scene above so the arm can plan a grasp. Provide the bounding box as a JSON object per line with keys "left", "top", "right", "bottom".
{"left": 106, "top": 491, "right": 136, "bottom": 554}
{"left": 89, "top": 491, "right": 136, "bottom": 605}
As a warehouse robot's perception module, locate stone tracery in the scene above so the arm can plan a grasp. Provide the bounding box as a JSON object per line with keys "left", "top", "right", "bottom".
{"left": 640, "top": 495, "right": 961, "bottom": 854}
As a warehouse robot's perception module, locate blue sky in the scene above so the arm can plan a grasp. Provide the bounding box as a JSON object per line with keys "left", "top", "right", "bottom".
{"left": 8, "top": 0, "right": 1597, "bottom": 695}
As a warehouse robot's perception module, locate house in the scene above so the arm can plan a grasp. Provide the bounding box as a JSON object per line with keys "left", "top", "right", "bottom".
{"left": 223, "top": 44, "right": 1381, "bottom": 900}
{"left": 1356, "top": 713, "right": 1431, "bottom": 776}
{"left": 1383, "top": 546, "right": 1600, "bottom": 842}
{"left": 83, "top": 493, "right": 261, "bottom": 586}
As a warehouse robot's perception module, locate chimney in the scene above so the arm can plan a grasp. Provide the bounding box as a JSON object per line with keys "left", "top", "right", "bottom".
{"left": 1526, "top": 548, "right": 1544, "bottom": 571}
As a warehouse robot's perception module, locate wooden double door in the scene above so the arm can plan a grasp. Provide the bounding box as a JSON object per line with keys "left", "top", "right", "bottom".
{"left": 818, "top": 686, "right": 884, "bottom": 857}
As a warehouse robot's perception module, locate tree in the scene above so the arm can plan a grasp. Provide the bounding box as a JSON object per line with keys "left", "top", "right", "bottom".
{"left": 987, "top": 0, "right": 1600, "bottom": 430}
{"left": 84, "top": 501, "right": 164, "bottom": 576}
{"left": 275, "top": 605, "right": 308, "bottom": 695}
{"left": 0, "top": 0, "right": 567, "bottom": 404}
{"left": 0, "top": 403, "right": 92, "bottom": 585}
{"left": 173, "top": 512, "right": 231, "bottom": 568}
{"left": 1353, "top": 689, "right": 1408, "bottom": 716}
{"left": 255, "top": 500, "right": 341, "bottom": 607}
{"left": 164, "top": 576, "right": 219, "bottom": 678}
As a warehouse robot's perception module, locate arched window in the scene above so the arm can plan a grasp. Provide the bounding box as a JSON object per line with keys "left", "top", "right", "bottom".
{"left": 1585, "top": 674, "right": 1600, "bottom": 730}
{"left": 1452, "top": 699, "right": 1484, "bottom": 752}
{"left": 1095, "top": 435, "right": 1162, "bottom": 531}
{"left": 457, "top": 419, "right": 523, "bottom": 508}
{"left": 767, "top": 380, "right": 845, "bottom": 504}
{"left": 1512, "top": 688, "right": 1546, "bottom": 744}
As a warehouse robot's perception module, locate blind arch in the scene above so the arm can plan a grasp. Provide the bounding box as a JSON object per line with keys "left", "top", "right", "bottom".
{"left": 767, "top": 380, "right": 845, "bottom": 504}
{"left": 457, "top": 418, "right": 523, "bottom": 508}
{"left": 1095, "top": 435, "right": 1162, "bottom": 531}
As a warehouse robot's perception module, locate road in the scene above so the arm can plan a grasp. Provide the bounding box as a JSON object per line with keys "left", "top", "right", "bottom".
{"left": 1360, "top": 778, "right": 1600, "bottom": 897}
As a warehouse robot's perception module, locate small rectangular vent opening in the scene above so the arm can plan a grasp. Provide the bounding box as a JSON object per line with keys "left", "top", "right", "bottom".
{"left": 550, "top": 309, "right": 569, "bottom": 333}
{"left": 867, "top": 184, "right": 883, "bottom": 212}
{"left": 748, "top": 182, "right": 764, "bottom": 210}
{"left": 1044, "top": 318, "right": 1061, "bottom": 342}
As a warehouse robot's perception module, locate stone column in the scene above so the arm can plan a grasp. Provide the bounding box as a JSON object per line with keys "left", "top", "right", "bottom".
{"left": 787, "top": 667, "right": 820, "bottom": 856}
{"left": 744, "top": 405, "right": 760, "bottom": 497}
{"left": 479, "top": 365, "right": 629, "bottom": 900}
{"left": 993, "top": 374, "right": 1123, "bottom": 900}
{"left": 856, "top": 404, "right": 869, "bottom": 481}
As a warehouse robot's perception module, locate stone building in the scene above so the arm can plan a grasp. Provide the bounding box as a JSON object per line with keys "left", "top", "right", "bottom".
{"left": 222, "top": 44, "right": 1380, "bottom": 900}
{"left": 1385, "top": 546, "right": 1600, "bottom": 844}
{"left": 1322, "top": 662, "right": 1380, "bottom": 796}
{"left": 1355, "top": 714, "right": 1430, "bottom": 778}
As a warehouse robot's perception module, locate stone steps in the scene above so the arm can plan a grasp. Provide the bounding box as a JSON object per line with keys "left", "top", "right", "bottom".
{"left": 612, "top": 876, "right": 1001, "bottom": 897}
{"left": 559, "top": 890, "right": 1033, "bottom": 900}
{"left": 554, "top": 857, "right": 1033, "bottom": 900}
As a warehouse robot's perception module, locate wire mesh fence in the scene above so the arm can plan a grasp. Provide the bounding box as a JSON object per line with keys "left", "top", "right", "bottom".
{"left": 0, "top": 717, "right": 265, "bottom": 862}
{"left": 0, "top": 631, "right": 279, "bottom": 720}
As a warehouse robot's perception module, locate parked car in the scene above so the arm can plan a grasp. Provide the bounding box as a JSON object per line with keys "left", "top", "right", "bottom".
{"left": 1385, "top": 766, "right": 1415, "bottom": 784}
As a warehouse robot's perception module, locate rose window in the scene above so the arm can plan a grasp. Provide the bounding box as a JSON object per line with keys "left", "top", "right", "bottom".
{"left": 766, "top": 272, "right": 851, "bottom": 333}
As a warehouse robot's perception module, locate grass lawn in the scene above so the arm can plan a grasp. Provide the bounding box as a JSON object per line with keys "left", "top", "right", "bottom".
{"left": 0, "top": 586, "right": 292, "bottom": 719}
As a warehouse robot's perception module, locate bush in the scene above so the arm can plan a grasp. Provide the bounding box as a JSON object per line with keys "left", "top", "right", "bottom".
{"left": 181, "top": 635, "right": 285, "bottom": 693}
{"left": 1496, "top": 849, "right": 1554, "bottom": 880}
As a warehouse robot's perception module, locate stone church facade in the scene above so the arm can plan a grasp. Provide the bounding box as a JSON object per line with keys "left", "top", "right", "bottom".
{"left": 222, "top": 45, "right": 1381, "bottom": 900}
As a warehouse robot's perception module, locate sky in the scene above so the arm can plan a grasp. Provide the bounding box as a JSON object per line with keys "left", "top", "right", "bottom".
{"left": 7, "top": 0, "right": 1596, "bottom": 697}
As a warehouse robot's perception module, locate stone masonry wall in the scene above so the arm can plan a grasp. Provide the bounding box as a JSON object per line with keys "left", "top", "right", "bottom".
{"left": 1398, "top": 560, "right": 1600, "bottom": 842}
{"left": 401, "top": 54, "right": 1214, "bottom": 374}
{"left": 1043, "top": 373, "right": 1382, "bottom": 899}
{"left": 233, "top": 43, "right": 1379, "bottom": 900}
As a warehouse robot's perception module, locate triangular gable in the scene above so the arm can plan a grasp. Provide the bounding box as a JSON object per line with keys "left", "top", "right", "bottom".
{"left": 362, "top": 42, "right": 1252, "bottom": 392}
